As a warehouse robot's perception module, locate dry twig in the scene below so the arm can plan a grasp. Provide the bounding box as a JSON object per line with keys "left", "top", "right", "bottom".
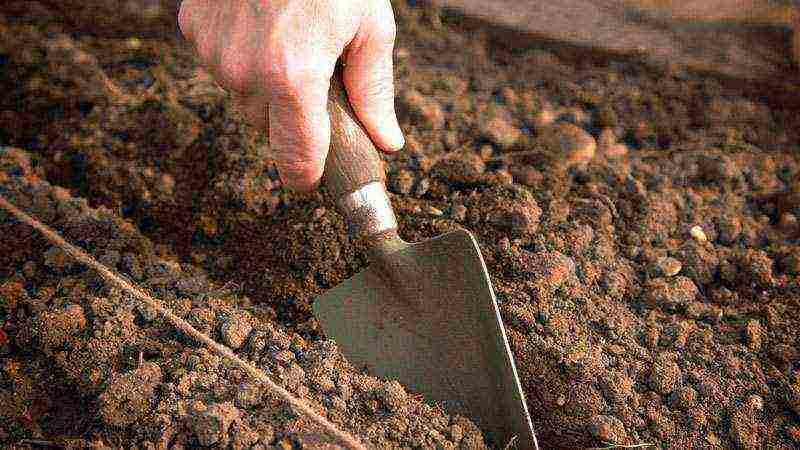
{"left": 0, "top": 193, "right": 367, "bottom": 450}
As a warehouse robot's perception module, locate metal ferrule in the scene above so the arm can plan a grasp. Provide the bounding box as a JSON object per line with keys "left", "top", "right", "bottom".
{"left": 336, "top": 181, "right": 398, "bottom": 241}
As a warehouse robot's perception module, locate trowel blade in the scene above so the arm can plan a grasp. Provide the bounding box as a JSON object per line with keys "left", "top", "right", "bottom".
{"left": 313, "top": 229, "right": 537, "bottom": 449}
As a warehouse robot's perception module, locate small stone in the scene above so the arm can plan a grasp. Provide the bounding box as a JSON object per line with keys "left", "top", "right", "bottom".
{"left": 559, "top": 106, "right": 590, "bottom": 125}
{"left": 450, "top": 204, "right": 467, "bottom": 222}
{"left": 498, "top": 86, "right": 518, "bottom": 104}
{"left": 689, "top": 225, "right": 707, "bottom": 242}
{"left": 424, "top": 205, "right": 444, "bottom": 216}
{"left": 220, "top": 318, "right": 252, "bottom": 350}
{"left": 654, "top": 256, "right": 682, "bottom": 277}
{"left": 537, "top": 123, "right": 597, "bottom": 166}
{"left": 136, "top": 304, "right": 158, "bottom": 323}
{"left": 588, "top": 415, "right": 627, "bottom": 444}
{"left": 481, "top": 114, "right": 521, "bottom": 149}
{"left": 478, "top": 144, "right": 493, "bottom": 160}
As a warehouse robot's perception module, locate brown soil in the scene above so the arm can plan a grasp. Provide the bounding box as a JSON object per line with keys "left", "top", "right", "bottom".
{"left": 1, "top": 1, "right": 800, "bottom": 449}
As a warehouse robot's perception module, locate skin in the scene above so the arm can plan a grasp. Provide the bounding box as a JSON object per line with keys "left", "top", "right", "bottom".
{"left": 178, "top": 0, "right": 405, "bottom": 192}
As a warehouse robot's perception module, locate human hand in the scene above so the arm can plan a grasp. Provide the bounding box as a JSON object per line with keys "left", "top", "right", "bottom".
{"left": 178, "top": 0, "right": 405, "bottom": 191}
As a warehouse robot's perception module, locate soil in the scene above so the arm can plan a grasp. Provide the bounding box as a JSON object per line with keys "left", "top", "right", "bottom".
{"left": 1, "top": 1, "right": 799, "bottom": 449}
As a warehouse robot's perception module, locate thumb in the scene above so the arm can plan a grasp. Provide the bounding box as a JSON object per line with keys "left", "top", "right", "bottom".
{"left": 343, "top": 4, "right": 405, "bottom": 152}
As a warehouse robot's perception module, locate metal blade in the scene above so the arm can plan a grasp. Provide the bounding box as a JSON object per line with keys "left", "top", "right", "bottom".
{"left": 314, "top": 229, "right": 537, "bottom": 449}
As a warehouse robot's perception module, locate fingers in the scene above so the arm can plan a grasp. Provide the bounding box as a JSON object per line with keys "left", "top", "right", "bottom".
{"left": 343, "top": 0, "right": 405, "bottom": 153}
{"left": 267, "top": 66, "right": 333, "bottom": 192}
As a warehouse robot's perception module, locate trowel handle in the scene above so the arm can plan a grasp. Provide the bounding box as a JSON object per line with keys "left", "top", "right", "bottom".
{"left": 322, "top": 64, "right": 387, "bottom": 199}
{"left": 322, "top": 64, "right": 403, "bottom": 252}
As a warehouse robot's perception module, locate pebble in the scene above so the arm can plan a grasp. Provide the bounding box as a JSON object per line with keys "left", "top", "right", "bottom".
{"left": 424, "top": 205, "right": 444, "bottom": 216}
{"left": 220, "top": 318, "right": 252, "bottom": 350}
{"left": 689, "top": 225, "right": 708, "bottom": 242}
{"left": 654, "top": 256, "right": 682, "bottom": 277}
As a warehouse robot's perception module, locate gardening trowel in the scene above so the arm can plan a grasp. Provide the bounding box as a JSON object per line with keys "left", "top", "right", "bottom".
{"left": 312, "top": 66, "right": 538, "bottom": 450}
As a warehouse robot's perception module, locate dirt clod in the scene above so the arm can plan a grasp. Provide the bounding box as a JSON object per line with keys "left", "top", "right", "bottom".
{"left": 220, "top": 317, "right": 252, "bottom": 350}
{"left": 191, "top": 402, "right": 240, "bottom": 447}
{"left": 537, "top": 123, "right": 597, "bottom": 166}
{"left": 99, "top": 363, "right": 163, "bottom": 427}
{"left": 648, "top": 353, "right": 683, "bottom": 395}
{"left": 588, "top": 414, "right": 627, "bottom": 444}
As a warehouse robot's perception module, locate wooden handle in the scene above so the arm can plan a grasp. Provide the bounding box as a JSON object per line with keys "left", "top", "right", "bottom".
{"left": 322, "top": 64, "right": 386, "bottom": 199}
